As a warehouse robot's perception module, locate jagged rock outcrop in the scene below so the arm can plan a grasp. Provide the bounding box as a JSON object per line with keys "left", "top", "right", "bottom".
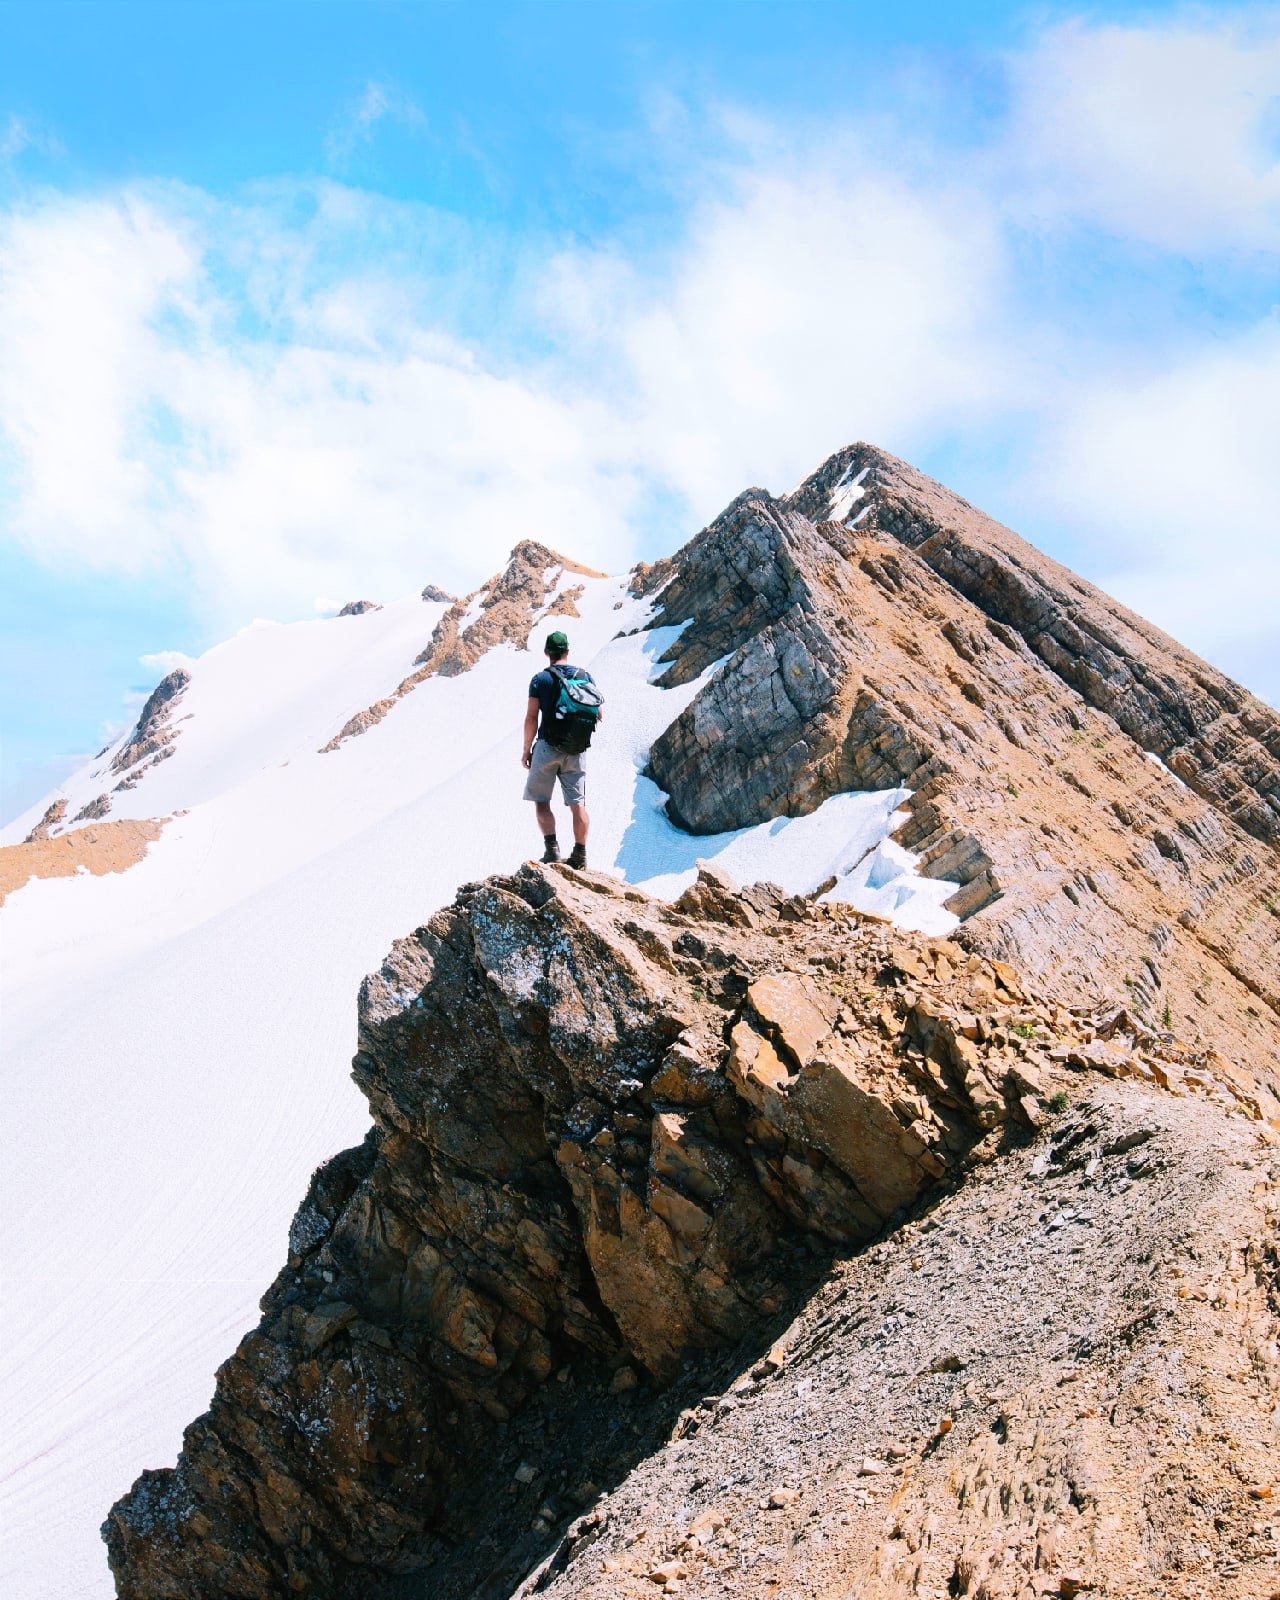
{"left": 23, "top": 797, "right": 67, "bottom": 842}
{"left": 413, "top": 541, "right": 601, "bottom": 678}
{"left": 111, "top": 669, "right": 191, "bottom": 778}
{"left": 104, "top": 864, "right": 1272, "bottom": 1596}
{"left": 320, "top": 543, "right": 602, "bottom": 753}
{"left": 337, "top": 600, "right": 381, "bottom": 616}
{"left": 74, "top": 792, "right": 113, "bottom": 821}
{"left": 642, "top": 446, "right": 1280, "bottom": 1081}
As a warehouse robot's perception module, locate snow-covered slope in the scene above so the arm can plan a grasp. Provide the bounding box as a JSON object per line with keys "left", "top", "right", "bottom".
{"left": 0, "top": 556, "right": 954, "bottom": 1599}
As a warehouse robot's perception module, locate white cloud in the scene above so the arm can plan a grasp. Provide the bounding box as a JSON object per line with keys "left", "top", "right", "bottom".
{"left": 0, "top": 194, "right": 196, "bottom": 568}
{"left": 324, "top": 80, "right": 426, "bottom": 166}
{"left": 1005, "top": 12, "right": 1280, "bottom": 249}
{"left": 1018, "top": 319, "right": 1280, "bottom": 689}
{"left": 1, "top": 114, "right": 33, "bottom": 161}
{"left": 0, "top": 113, "right": 64, "bottom": 164}
{"left": 544, "top": 160, "right": 1013, "bottom": 508}
{"left": 0, "top": 161, "right": 1015, "bottom": 628}
{"left": 0, "top": 186, "right": 648, "bottom": 626}
{"left": 139, "top": 650, "right": 196, "bottom": 675}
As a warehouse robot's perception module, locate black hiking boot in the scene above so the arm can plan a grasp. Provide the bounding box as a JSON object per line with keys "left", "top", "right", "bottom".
{"left": 541, "top": 835, "right": 560, "bottom": 864}
{"left": 567, "top": 843, "right": 587, "bottom": 870}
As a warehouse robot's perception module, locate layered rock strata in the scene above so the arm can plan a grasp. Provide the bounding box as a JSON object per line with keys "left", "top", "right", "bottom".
{"left": 792, "top": 446, "right": 1280, "bottom": 850}
{"left": 104, "top": 864, "right": 1269, "bottom": 1596}
{"left": 641, "top": 448, "right": 1280, "bottom": 1077}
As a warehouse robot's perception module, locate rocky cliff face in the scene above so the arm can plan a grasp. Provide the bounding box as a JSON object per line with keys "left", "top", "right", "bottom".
{"left": 644, "top": 446, "right": 1279, "bottom": 1077}
{"left": 104, "top": 863, "right": 1275, "bottom": 1597}
{"left": 786, "top": 446, "right": 1280, "bottom": 850}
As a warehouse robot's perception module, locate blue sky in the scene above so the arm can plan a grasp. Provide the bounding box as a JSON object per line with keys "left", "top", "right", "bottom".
{"left": 2, "top": 1, "right": 1279, "bottom": 823}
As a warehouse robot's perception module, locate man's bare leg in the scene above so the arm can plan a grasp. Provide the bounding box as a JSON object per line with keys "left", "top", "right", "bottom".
{"left": 534, "top": 800, "right": 556, "bottom": 840}
{"left": 564, "top": 802, "right": 590, "bottom": 868}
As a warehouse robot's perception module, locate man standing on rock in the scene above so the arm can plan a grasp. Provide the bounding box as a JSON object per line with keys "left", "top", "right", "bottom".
{"left": 522, "top": 629, "right": 603, "bottom": 869}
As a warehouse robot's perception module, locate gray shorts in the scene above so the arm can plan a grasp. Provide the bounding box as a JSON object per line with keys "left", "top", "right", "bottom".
{"left": 523, "top": 738, "right": 586, "bottom": 805}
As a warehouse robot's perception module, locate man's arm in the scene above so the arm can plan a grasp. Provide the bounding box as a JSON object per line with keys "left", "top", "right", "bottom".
{"left": 522, "top": 697, "right": 539, "bottom": 768}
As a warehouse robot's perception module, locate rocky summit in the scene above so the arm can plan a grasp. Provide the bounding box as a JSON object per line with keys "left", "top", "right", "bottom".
{"left": 101, "top": 446, "right": 1280, "bottom": 1600}
{"left": 640, "top": 445, "right": 1278, "bottom": 1071}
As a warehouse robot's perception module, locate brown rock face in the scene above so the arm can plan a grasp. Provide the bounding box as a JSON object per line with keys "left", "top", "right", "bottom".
{"left": 643, "top": 446, "right": 1280, "bottom": 1079}
{"left": 23, "top": 797, "right": 67, "bottom": 842}
{"left": 105, "top": 864, "right": 1247, "bottom": 1597}
{"left": 799, "top": 446, "right": 1280, "bottom": 850}
{"left": 110, "top": 669, "right": 190, "bottom": 777}
{"left": 99, "top": 441, "right": 1280, "bottom": 1599}
{"left": 529, "top": 1081, "right": 1280, "bottom": 1600}
{"left": 320, "top": 542, "right": 605, "bottom": 753}
{"left": 414, "top": 541, "right": 604, "bottom": 678}
{"left": 74, "top": 792, "right": 113, "bottom": 821}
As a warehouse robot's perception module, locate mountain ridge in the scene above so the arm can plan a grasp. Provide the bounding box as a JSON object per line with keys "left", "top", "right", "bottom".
{"left": 3, "top": 442, "right": 1278, "bottom": 1599}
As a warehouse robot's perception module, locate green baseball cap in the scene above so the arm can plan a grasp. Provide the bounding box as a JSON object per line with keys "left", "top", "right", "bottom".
{"left": 545, "top": 629, "right": 569, "bottom": 652}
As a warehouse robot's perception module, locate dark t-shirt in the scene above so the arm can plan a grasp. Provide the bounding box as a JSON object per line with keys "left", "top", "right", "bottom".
{"left": 529, "top": 664, "right": 595, "bottom": 741}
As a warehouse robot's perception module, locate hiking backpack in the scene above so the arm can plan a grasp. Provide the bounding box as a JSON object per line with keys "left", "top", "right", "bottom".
{"left": 545, "top": 665, "right": 604, "bottom": 753}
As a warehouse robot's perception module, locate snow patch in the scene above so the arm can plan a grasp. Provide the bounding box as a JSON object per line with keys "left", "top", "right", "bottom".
{"left": 827, "top": 463, "right": 869, "bottom": 523}
{"left": 456, "top": 588, "right": 489, "bottom": 629}
{"left": 818, "top": 837, "right": 959, "bottom": 934}
{"left": 620, "top": 784, "right": 958, "bottom": 936}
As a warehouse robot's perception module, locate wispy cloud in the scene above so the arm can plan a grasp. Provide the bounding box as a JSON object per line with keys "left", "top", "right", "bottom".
{"left": 324, "top": 80, "right": 426, "bottom": 166}
{"left": 1003, "top": 13, "right": 1280, "bottom": 250}
{"left": 0, "top": 114, "right": 32, "bottom": 160}
{"left": 0, "top": 111, "right": 64, "bottom": 164}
